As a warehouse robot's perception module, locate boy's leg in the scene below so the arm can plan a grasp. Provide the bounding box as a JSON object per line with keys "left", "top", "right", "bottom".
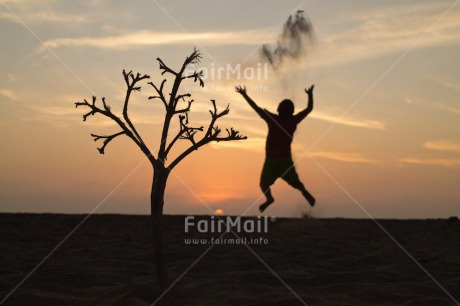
{"left": 259, "top": 158, "right": 277, "bottom": 213}
{"left": 280, "top": 159, "right": 316, "bottom": 207}
{"left": 259, "top": 183, "right": 274, "bottom": 213}
{"left": 291, "top": 180, "right": 316, "bottom": 207}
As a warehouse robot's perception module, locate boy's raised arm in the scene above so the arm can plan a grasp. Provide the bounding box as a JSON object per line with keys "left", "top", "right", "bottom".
{"left": 295, "top": 84, "right": 314, "bottom": 122}
{"left": 235, "top": 85, "right": 269, "bottom": 120}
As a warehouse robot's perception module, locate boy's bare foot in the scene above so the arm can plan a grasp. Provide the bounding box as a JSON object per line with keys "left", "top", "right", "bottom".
{"left": 302, "top": 190, "right": 316, "bottom": 207}
{"left": 259, "top": 196, "right": 274, "bottom": 213}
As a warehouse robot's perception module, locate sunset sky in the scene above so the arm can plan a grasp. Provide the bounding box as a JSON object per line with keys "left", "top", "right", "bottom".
{"left": 1, "top": 0, "right": 459, "bottom": 218}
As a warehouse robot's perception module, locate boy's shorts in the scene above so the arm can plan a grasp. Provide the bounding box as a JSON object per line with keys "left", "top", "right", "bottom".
{"left": 260, "top": 157, "right": 300, "bottom": 186}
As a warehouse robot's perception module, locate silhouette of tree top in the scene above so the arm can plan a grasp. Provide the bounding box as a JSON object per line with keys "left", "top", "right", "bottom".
{"left": 75, "top": 48, "right": 246, "bottom": 167}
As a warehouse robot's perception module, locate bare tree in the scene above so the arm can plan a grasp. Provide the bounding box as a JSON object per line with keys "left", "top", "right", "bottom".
{"left": 75, "top": 49, "right": 246, "bottom": 286}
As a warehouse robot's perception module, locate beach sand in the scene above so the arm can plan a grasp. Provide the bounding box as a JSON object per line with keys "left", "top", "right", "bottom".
{"left": 1, "top": 214, "right": 459, "bottom": 305}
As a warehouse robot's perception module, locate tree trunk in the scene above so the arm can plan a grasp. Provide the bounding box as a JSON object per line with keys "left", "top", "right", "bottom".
{"left": 150, "top": 162, "right": 169, "bottom": 286}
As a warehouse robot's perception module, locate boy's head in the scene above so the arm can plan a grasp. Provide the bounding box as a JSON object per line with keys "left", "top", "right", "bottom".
{"left": 277, "top": 99, "right": 294, "bottom": 118}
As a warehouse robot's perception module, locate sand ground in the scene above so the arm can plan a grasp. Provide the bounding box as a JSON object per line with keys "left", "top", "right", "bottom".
{"left": 1, "top": 214, "right": 459, "bottom": 305}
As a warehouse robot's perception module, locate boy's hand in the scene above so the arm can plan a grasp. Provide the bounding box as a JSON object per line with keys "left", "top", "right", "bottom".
{"left": 235, "top": 85, "right": 246, "bottom": 94}
{"left": 305, "top": 84, "right": 314, "bottom": 95}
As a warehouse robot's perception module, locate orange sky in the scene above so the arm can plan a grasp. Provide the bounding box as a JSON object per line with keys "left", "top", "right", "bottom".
{"left": 1, "top": 0, "right": 460, "bottom": 218}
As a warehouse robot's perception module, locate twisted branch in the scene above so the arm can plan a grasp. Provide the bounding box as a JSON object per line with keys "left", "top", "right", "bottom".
{"left": 182, "top": 48, "right": 202, "bottom": 67}
{"left": 122, "top": 70, "right": 150, "bottom": 147}
{"left": 157, "top": 58, "right": 177, "bottom": 76}
{"left": 175, "top": 93, "right": 191, "bottom": 104}
{"left": 182, "top": 71, "right": 204, "bottom": 87}
{"left": 168, "top": 99, "right": 246, "bottom": 170}
{"left": 91, "top": 131, "right": 126, "bottom": 154}
{"left": 148, "top": 79, "right": 168, "bottom": 109}
{"left": 174, "top": 99, "right": 193, "bottom": 114}
{"left": 215, "top": 128, "right": 247, "bottom": 142}
{"left": 75, "top": 95, "right": 153, "bottom": 159}
{"left": 157, "top": 48, "right": 205, "bottom": 162}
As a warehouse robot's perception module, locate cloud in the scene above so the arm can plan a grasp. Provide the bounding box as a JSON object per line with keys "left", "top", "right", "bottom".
{"left": 424, "top": 140, "right": 460, "bottom": 153}
{"left": 309, "top": 151, "right": 382, "bottom": 165}
{"left": 0, "top": 0, "right": 103, "bottom": 25}
{"left": 403, "top": 97, "right": 418, "bottom": 105}
{"left": 437, "top": 103, "right": 460, "bottom": 115}
{"left": 22, "top": 105, "right": 105, "bottom": 128}
{"left": 0, "top": 11, "right": 16, "bottom": 22}
{"left": 306, "top": 2, "right": 460, "bottom": 68}
{"left": 0, "top": 0, "right": 53, "bottom": 3}
{"left": 0, "top": 11, "right": 91, "bottom": 24}
{"left": 0, "top": 89, "right": 18, "bottom": 101}
{"left": 210, "top": 136, "right": 264, "bottom": 152}
{"left": 399, "top": 157, "right": 460, "bottom": 168}
{"left": 398, "top": 140, "right": 460, "bottom": 168}
{"left": 36, "top": 106, "right": 79, "bottom": 116}
{"left": 29, "top": 103, "right": 167, "bottom": 128}
{"left": 39, "top": 29, "right": 269, "bottom": 52}
{"left": 7, "top": 74, "right": 17, "bottom": 82}
{"left": 425, "top": 75, "right": 460, "bottom": 92}
{"left": 310, "top": 111, "right": 386, "bottom": 130}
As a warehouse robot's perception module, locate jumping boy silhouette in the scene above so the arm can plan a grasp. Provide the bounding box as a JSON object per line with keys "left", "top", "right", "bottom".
{"left": 235, "top": 85, "right": 316, "bottom": 213}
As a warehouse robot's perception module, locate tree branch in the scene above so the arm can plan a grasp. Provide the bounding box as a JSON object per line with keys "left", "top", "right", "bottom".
{"left": 174, "top": 99, "right": 193, "bottom": 114}
{"left": 182, "top": 48, "right": 202, "bottom": 69}
{"left": 157, "top": 50, "right": 200, "bottom": 162}
{"left": 179, "top": 124, "right": 204, "bottom": 146}
{"left": 157, "top": 58, "right": 177, "bottom": 76}
{"left": 204, "top": 100, "right": 229, "bottom": 139}
{"left": 91, "top": 131, "right": 126, "bottom": 154}
{"left": 75, "top": 96, "right": 98, "bottom": 121}
{"left": 168, "top": 100, "right": 246, "bottom": 170}
{"left": 148, "top": 79, "right": 168, "bottom": 109}
{"left": 182, "top": 71, "right": 204, "bottom": 87}
{"left": 175, "top": 93, "right": 191, "bottom": 104}
{"left": 75, "top": 96, "right": 155, "bottom": 162}
{"left": 164, "top": 114, "right": 203, "bottom": 158}
{"left": 215, "top": 128, "right": 247, "bottom": 142}
{"left": 178, "top": 48, "right": 203, "bottom": 87}
{"left": 122, "top": 70, "right": 150, "bottom": 147}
